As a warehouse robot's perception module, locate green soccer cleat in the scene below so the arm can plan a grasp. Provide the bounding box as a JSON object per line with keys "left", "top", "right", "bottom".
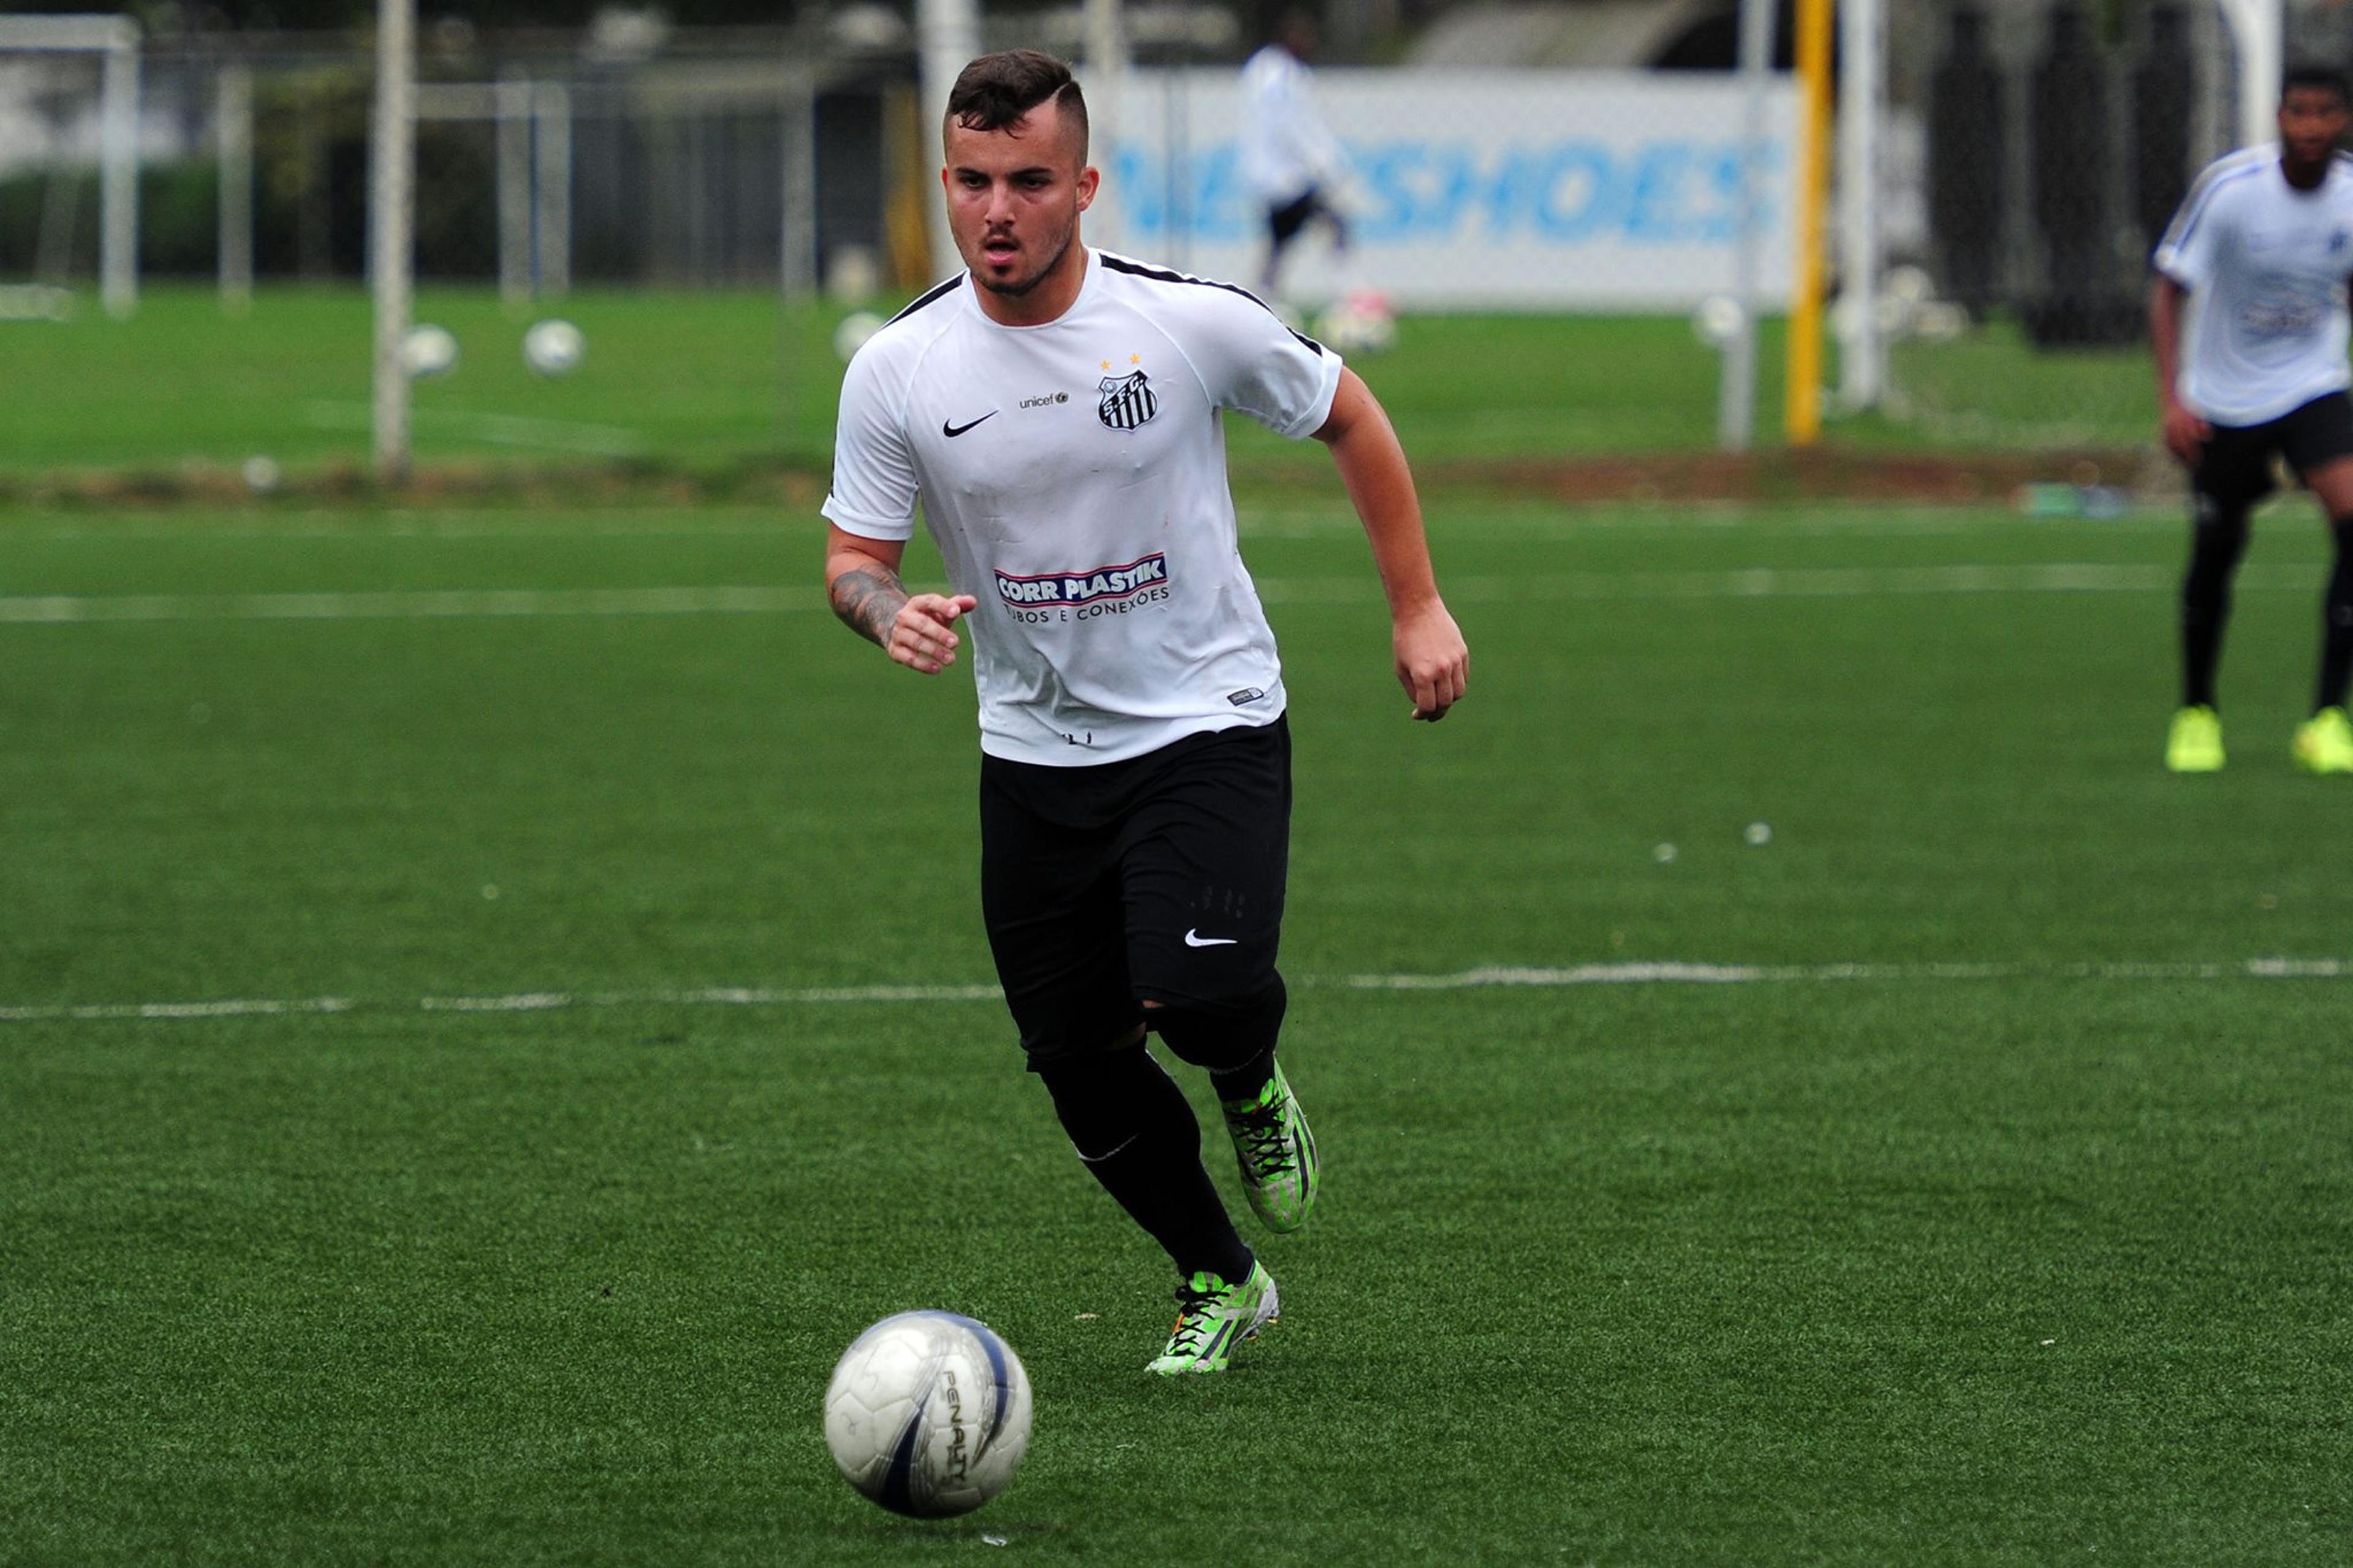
{"left": 1146, "top": 1262, "right": 1279, "bottom": 1376}
{"left": 2166, "top": 705, "right": 2226, "bottom": 773}
{"left": 1220, "top": 1059, "right": 1320, "bottom": 1232}
{"left": 2293, "top": 706, "right": 2353, "bottom": 775}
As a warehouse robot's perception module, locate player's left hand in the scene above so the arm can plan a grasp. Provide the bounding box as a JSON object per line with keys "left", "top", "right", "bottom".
{"left": 1393, "top": 602, "right": 1468, "bottom": 721}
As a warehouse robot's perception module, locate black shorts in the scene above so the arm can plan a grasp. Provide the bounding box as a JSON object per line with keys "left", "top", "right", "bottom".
{"left": 1267, "top": 187, "right": 1342, "bottom": 250}
{"left": 979, "top": 718, "right": 1290, "bottom": 1067}
{"left": 2194, "top": 391, "right": 2353, "bottom": 504}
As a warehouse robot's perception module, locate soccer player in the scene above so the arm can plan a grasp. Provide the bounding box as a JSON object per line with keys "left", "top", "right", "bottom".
{"left": 822, "top": 50, "right": 1467, "bottom": 1376}
{"left": 2152, "top": 64, "right": 2353, "bottom": 775}
{"left": 1239, "top": 12, "right": 1352, "bottom": 300}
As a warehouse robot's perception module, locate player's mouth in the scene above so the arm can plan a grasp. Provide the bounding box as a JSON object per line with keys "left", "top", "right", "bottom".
{"left": 982, "top": 233, "right": 1020, "bottom": 265}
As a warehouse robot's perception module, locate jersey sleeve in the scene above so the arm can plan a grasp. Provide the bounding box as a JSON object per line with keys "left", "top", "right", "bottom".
{"left": 1175, "top": 286, "right": 1344, "bottom": 440}
{"left": 2153, "top": 160, "right": 2234, "bottom": 289}
{"left": 820, "top": 341, "right": 920, "bottom": 542}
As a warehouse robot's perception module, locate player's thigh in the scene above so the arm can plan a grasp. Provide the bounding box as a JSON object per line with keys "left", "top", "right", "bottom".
{"left": 979, "top": 759, "right": 1139, "bottom": 1064}
{"left": 2281, "top": 393, "right": 2353, "bottom": 513}
{"left": 1268, "top": 191, "right": 1317, "bottom": 249}
{"left": 1116, "top": 720, "right": 1292, "bottom": 1010}
{"left": 2192, "top": 421, "right": 2279, "bottom": 510}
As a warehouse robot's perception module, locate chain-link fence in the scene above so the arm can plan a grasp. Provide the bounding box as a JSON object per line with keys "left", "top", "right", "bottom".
{"left": 1879, "top": 0, "right": 2320, "bottom": 453}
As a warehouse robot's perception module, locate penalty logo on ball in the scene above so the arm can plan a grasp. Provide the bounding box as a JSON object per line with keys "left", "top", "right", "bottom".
{"left": 823, "top": 1310, "right": 1033, "bottom": 1518}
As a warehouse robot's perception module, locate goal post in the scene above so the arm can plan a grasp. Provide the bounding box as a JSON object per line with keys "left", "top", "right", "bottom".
{"left": 0, "top": 12, "right": 142, "bottom": 319}
{"left": 371, "top": 0, "right": 415, "bottom": 482}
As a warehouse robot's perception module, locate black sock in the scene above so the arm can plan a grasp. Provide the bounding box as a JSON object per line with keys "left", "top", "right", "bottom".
{"left": 2319, "top": 518, "right": 2353, "bottom": 713}
{"left": 1037, "top": 1045, "right": 1254, "bottom": 1283}
{"left": 2182, "top": 493, "right": 2252, "bottom": 709}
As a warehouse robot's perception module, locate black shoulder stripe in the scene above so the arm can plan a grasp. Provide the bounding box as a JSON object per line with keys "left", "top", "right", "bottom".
{"left": 1099, "top": 252, "right": 1330, "bottom": 355}
{"left": 885, "top": 274, "right": 964, "bottom": 325}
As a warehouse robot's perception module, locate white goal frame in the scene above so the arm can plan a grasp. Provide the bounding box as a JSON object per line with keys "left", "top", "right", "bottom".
{"left": 0, "top": 13, "right": 142, "bottom": 319}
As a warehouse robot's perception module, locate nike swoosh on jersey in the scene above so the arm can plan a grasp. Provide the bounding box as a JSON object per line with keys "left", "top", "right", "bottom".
{"left": 943, "top": 412, "right": 998, "bottom": 437}
{"left": 1184, "top": 930, "right": 1239, "bottom": 948}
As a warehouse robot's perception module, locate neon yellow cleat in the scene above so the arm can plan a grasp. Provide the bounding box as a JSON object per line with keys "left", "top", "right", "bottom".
{"left": 1146, "top": 1263, "right": 1278, "bottom": 1376}
{"left": 2165, "top": 705, "right": 2225, "bottom": 773}
{"left": 2292, "top": 706, "right": 2353, "bottom": 775}
{"left": 1219, "top": 1060, "right": 1320, "bottom": 1233}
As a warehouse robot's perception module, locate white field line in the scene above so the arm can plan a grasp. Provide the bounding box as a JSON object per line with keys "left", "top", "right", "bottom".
{"left": 0, "top": 563, "right": 2319, "bottom": 626}
{"left": 303, "top": 401, "right": 647, "bottom": 457}
{"left": 0, "top": 584, "right": 821, "bottom": 624}
{"left": 1, "top": 960, "right": 2346, "bottom": 1026}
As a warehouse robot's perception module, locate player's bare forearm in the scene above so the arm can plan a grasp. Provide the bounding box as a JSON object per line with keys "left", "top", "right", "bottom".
{"left": 1314, "top": 368, "right": 1440, "bottom": 614}
{"left": 828, "top": 559, "right": 910, "bottom": 648}
{"left": 824, "top": 524, "right": 977, "bottom": 675}
{"left": 1313, "top": 368, "right": 1469, "bottom": 720}
{"left": 2150, "top": 276, "right": 2186, "bottom": 404}
{"left": 2148, "top": 276, "right": 2208, "bottom": 463}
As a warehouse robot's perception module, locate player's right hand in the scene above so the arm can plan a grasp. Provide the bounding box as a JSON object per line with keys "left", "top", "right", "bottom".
{"left": 887, "top": 593, "right": 979, "bottom": 674}
{"left": 2161, "top": 399, "right": 2210, "bottom": 466}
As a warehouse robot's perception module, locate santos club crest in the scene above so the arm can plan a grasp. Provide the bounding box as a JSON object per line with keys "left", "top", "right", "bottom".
{"left": 1097, "top": 369, "right": 1159, "bottom": 431}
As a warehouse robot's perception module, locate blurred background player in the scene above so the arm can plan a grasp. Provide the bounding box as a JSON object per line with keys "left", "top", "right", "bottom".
{"left": 821, "top": 51, "right": 1468, "bottom": 1376}
{"left": 2151, "top": 64, "right": 2353, "bottom": 776}
{"left": 1239, "top": 10, "right": 1352, "bottom": 304}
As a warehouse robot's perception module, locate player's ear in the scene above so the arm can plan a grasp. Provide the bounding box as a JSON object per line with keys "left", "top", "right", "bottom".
{"left": 1075, "top": 164, "right": 1100, "bottom": 212}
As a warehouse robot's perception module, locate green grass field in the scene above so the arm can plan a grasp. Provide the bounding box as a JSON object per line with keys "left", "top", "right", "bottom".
{"left": 5, "top": 493, "right": 2351, "bottom": 1564}
{"left": 0, "top": 286, "right": 2156, "bottom": 477}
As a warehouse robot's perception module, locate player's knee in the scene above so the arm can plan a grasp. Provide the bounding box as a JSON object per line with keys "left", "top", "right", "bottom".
{"left": 2193, "top": 491, "right": 2251, "bottom": 541}
{"left": 1145, "top": 975, "right": 1287, "bottom": 1072}
{"left": 1034, "top": 1040, "right": 1184, "bottom": 1161}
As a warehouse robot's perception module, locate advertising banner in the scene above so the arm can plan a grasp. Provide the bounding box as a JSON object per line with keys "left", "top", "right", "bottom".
{"left": 1102, "top": 69, "right": 1800, "bottom": 311}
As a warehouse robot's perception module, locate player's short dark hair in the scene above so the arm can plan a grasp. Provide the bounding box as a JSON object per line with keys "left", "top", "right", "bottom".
{"left": 2282, "top": 63, "right": 2352, "bottom": 106}
{"left": 945, "top": 50, "right": 1089, "bottom": 161}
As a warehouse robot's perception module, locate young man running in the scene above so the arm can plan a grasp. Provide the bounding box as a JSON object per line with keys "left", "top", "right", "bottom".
{"left": 2153, "top": 64, "right": 2353, "bottom": 774}
{"left": 821, "top": 51, "right": 1468, "bottom": 1374}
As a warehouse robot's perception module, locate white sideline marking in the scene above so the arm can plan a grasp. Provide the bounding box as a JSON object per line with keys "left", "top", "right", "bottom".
{"left": 0, "top": 564, "right": 2319, "bottom": 626}
{"left": 0, "top": 585, "right": 820, "bottom": 624}
{"left": 1, "top": 960, "right": 2343, "bottom": 1026}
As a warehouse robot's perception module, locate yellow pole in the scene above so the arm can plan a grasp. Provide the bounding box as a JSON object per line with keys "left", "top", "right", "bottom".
{"left": 1786, "top": 0, "right": 1833, "bottom": 445}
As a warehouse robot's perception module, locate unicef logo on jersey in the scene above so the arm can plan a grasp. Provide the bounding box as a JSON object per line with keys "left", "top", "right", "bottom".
{"left": 1097, "top": 369, "right": 1159, "bottom": 431}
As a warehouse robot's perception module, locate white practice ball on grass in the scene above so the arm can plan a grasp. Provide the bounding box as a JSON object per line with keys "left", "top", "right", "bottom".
{"left": 1691, "top": 293, "right": 1746, "bottom": 347}
{"left": 833, "top": 311, "right": 886, "bottom": 363}
{"left": 1745, "top": 821, "right": 1773, "bottom": 847}
{"left": 1314, "top": 290, "right": 1397, "bottom": 355}
{"left": 399, "top": 324, "right": 459, "bottom": 379}
{"left": 522, "top": 318, "right": 586, "bottom": 376}
{"left": 824, "top": 1311, "right": 1033, "bottom": 1518}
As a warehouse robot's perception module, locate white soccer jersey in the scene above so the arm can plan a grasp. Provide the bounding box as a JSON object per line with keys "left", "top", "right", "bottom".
{"left": 2154, "top": 145, "right": 2353, "bottom": 426}
{"left": 1237, "top": 45, "right": 1349, "bottom": 209}
{"left": 823, "top": 248, "right": 1344, "bottom": 766}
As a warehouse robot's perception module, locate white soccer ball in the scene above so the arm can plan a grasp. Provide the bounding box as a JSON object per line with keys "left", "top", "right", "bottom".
{"left": 523, "top": 318, "right": 585, "bottom": 376}
{"left": 833, "top": 310, "right": 886, "bottom": 363}
{"left": 1314, "top": 289, "right": 1396, "bottom": 355}
{"left": 823, "top": 1311, "right": 1033, "bottom": 1518}
{"left": 399, "top": 324, "right": 459, "bottom": 379}
{"left": 1691, "top": 293, "right": 1746, "bottom": 348}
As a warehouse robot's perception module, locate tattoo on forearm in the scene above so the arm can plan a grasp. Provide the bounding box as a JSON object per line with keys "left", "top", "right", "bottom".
{"left": 830, "top": 566, "right": 910, "bottom": 647}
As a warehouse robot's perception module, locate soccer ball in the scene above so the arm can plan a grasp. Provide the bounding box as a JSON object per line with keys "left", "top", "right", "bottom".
{"left": 833, "top": 310, "right": 886, "bottom": 363}
{"left": 399, "top": 324, "right": 459, "bottom": 379}
{"left": 1691, "top": 293, "right": 1747, "bottom": 348}
{"left": 822, "top": 1311, "right": 1033, "bottom": 1518}
{"left": 523, "top": 319, "right": 586, "bottom": 376}
{"left": 1313, "top": 290, "right": 1396, "bottom": 355}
